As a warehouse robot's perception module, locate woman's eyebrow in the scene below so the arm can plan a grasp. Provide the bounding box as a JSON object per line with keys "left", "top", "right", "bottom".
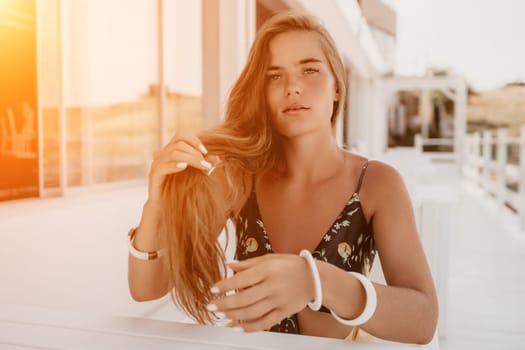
{"left": 267, "top": 57, "right": 323, "bottom": 71}
{"left": 297, "top": 58, "right": 323, "bottom": 65}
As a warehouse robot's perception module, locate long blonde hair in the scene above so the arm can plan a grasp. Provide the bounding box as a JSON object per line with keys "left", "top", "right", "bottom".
{"left": 157, "top": 11, "right": 347, "bottom": 324}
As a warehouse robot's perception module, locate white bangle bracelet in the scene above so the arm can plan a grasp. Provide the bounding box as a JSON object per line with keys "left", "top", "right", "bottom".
{"left": 299, "top": 249, "right": 323, "bottom": 311}
{"left": 128, "top": 227, "right": 165, "bottom": 261}
{"left": 330, "top": 271, "right": 377, "bottom": 326}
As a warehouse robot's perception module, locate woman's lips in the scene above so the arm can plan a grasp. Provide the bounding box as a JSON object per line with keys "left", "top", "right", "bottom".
{"left": 283, "top": 104, "right": 310, "bottom": 114}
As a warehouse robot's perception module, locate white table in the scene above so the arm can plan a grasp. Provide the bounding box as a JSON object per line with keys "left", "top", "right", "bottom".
{"left": 0, "top": 305, "right": 424, "bottom": 350}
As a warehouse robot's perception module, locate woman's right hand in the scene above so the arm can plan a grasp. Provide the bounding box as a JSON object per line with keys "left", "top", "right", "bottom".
{"left": 147, "top": 131, "right": 216, "bottom": 205}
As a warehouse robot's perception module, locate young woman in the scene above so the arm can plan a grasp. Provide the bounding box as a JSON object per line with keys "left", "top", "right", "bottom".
{"left": 128, "top": 12, "right": 438, "bottom": 344}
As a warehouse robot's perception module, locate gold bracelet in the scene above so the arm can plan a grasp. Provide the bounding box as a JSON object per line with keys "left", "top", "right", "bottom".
{"left": 128, "top": 227, "right": 165, "bottom": 261}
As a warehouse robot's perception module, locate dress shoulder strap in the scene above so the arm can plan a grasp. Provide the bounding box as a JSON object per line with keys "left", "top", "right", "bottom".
{"left": 354, "top": 160, "right": 369, "bottom": 194}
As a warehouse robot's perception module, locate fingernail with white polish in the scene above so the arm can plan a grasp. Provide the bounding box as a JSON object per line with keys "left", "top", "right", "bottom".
{"left": 210, "top": 286, "right": 220, "bottom": 294}
{"left": 176, "top": 162, "right": 188, "bottom": 169}
{"left": 199, "top": 144, "right": 208, "bottom": 155}
{"left": 200, "top": 160, "right": 212, "bottom": 169}
{"left": 226, "top": 259, "right": 239, "bottom": 264}
{"left": 214, "top": 312, "right": 226, "bottom": 319}
{"left": 232, "top": 327, "right": 244, "bottom": 332}
{"left": 206, "top": 304, "right": 218, "bottom": 312}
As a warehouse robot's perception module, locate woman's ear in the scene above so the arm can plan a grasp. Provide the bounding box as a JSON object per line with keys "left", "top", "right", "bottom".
{"left": 334, "top": 85, "right": 340, "bottom": 102}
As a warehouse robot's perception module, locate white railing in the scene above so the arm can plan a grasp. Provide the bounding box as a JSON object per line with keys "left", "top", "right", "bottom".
{"left": 463, "top": 125, "right": 525, "bottom": 230}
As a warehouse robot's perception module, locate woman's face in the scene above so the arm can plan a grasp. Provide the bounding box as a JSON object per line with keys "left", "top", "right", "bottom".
{"left": 265, "top": 30, "right": 339, "bottom": 138}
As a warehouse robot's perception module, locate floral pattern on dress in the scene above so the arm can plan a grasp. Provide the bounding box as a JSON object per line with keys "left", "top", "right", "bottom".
{"left": 235, "top": 189, "right": 376, "bottom": 335}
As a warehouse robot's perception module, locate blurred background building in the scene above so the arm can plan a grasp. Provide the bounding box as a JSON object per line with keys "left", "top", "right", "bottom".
{"left": 1, "top": 0, "right": 400, "bottom": 200}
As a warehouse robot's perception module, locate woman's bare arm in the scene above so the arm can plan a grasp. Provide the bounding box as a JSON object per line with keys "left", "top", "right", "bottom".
{"left": 319, "top": 161, "right": 438, "bottom": 344}
{"left": 128, "top": 132, "right": 214, "bottom": 301}
{"left": 128, "top": 200, "right": 170, "bottom": 301}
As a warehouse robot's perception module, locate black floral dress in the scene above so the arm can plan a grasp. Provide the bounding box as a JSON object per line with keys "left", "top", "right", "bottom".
{"left": 234, "top": 161, "right": 376, "bottom": 334}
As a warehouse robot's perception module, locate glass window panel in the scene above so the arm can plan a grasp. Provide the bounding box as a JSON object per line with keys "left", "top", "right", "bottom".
{"left": 63, "top": 0, "right": 158, "bottom": 186}
{"left": 20, "top": 0, "right": 204, "bottom": 192}
{"left": 0, "top": 0, "right": 39, "bottom": 200}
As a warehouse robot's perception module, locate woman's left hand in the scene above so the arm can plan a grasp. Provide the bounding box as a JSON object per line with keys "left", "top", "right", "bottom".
{"left": 208, "top": 254, "right": 315, "bottom": 332}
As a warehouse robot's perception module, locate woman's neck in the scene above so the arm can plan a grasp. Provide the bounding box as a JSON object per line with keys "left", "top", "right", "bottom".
{"left": 275, "top": 131, "right": 345, "bottom": 185}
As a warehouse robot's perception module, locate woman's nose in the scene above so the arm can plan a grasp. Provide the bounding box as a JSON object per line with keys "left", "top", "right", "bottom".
{"left": 285, "top": 77, "right": 303, "bottom": 96}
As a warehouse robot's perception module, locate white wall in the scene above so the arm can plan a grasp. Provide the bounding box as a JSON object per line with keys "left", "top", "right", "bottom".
{"left": 369, "top": 80, "right": 389, "bottom": 156}
{"left": 347, "top": 76, "right": 372, "bottom": 155}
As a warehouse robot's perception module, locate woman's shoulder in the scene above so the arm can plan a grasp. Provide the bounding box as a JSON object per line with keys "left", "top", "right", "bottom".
{"left": 344, "top": 152, "right": 408, "bottom": 211}
{"left": 366, "top": 159, "right": 403, "bottom": 185}
{"left": 343, "top": 151, "right": 401, "bottom": 180}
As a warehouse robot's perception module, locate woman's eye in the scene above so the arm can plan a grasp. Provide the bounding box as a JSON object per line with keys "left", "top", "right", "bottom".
{"left": 304, "top": 68, "right": 319, "bottom": 75}
{"left": 268, "top": 74, "right": 281, "bottom": 81}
